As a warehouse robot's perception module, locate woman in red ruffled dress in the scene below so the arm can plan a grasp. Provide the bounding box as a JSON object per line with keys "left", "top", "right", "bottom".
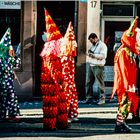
{"left": 40, "top": 9, "right": 68, "bottom": 130}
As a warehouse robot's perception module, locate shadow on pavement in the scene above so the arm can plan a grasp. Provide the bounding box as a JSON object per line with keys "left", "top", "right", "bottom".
{"left": 0, "top": 117, "right": 140, "bottom": 138}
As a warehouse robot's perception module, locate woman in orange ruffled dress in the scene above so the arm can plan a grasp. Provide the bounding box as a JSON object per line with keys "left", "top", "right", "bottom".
{"left": 111, "top": 16, "right": 140, "bottom": 133}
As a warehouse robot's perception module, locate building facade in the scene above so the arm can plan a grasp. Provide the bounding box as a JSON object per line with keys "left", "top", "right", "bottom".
{"left": 0, "top": 0, "right": 140, "bottom": 101}
{"left": 85, "top": 0, "right": 140, "bottom": 99}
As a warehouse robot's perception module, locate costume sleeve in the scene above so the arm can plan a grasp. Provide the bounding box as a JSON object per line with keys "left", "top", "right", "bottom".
{"left": 117, "top": 50, "right": 129, "bottom": 90}
{"left": 9, "top": 56, "right": 21, "bottom": 69}
{"left": 14, "top": 57, "right": 21, "bottom": 68}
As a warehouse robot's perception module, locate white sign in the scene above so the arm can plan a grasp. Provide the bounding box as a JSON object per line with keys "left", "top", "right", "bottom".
{"left": 0, "top": 1, "right": 21, "bottom": 9}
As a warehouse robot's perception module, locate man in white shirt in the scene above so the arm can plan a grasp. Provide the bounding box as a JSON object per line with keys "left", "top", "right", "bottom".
{"left": 85, "top": 33, "right": 107, "bottom": 105}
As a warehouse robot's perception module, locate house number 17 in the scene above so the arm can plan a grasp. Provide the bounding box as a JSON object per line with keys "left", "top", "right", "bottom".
{"left": 91, "top": 0, "right": 97, "bottom": 8}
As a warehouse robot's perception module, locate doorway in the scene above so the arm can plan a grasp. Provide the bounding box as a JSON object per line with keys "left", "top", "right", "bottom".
{"left": 101, "top": 18, "right": 133, "bottom": 88}
{"left": 102, "top": 18, "right": 133, "bottom": 66}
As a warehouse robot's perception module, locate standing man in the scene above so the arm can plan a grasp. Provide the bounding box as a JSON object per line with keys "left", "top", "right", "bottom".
{"left": 84, "top": 33, "right": 107, "bottom": 105}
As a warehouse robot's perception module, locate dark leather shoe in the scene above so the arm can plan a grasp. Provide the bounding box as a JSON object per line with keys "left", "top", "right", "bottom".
{"left": 115, "top": 123, "right": 132, "bottom": 133}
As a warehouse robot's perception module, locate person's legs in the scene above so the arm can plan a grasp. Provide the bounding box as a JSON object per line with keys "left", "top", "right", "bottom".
{"left": 7, "top": 80, "right": 20, "bottom": 119}
{"left": 85, "top": 63, "right": 95, "bottom": 103}
{"left": 8, "top": 94, "right": 20, "bottom": 118}
{"left": 115, "top": 112, "right": 131, "bottom": 133}
{"left": 115, "top": 95, "right": 131, "bottom": 133}
{"left": 92, "top": 66, "right": 105, "bottom": 104}
{"left": 0, "top": 91, "right": 7, "bottom": 120}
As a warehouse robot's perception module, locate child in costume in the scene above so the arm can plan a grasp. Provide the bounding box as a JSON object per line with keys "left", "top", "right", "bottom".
{"left": 111, "top": 17, "right": 140, "bottom": 133}
{"left": 0, "top": 28, "right": 21, "bottom": 121}
{"left": 60, "top": 21, "right": 78, "bottom": 122}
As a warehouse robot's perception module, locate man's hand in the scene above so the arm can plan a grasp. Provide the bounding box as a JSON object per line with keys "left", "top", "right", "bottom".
{"left": 89, "top": 53, "right": 95, "bottom": 58}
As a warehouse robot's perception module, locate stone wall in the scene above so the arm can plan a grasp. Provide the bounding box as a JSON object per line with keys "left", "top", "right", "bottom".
{"left": 14, "top": 1, "right": 36, "bottom": 101}
{"left": 76, "top": 2, "right": 87, "bottom": 100}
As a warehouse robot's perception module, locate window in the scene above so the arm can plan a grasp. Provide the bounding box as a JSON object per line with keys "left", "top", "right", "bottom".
{"left": 0, "top": 1, "right": 21, "bottom": 69}
{"left": 102, "top": 4, "right": 134, "bottom": 17}
{"left": 0, "top": 9, "right": 21, "bottom": 46}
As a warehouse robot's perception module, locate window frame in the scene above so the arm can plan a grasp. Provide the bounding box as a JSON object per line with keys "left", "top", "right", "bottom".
{"left": 101, "top": 3, "right": 135, "bottom": 18}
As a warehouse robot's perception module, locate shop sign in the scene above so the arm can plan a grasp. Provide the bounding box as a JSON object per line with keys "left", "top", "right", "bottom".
{"left": 0, "top": 1, "right": 21, "bottom": 9}
{"left": 80, "top": 0, "right": 87, "bottom": 2}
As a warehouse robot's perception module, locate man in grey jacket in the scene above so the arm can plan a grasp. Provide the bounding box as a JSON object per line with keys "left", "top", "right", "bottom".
{"left": 85, "top": 33, "right": 107, "bottom": 105}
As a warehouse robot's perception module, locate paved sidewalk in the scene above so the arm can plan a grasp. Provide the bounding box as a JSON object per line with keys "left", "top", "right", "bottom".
{"left": 0, "top": 101, "right": 140, "bottom": 139}
{"left": 19, "top": 101, "right": 118, "bottom": 118}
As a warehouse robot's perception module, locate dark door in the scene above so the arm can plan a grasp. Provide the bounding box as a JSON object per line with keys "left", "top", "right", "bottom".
{"left": 104, "top": 21, "right": 131, "bottom": 66}
{"left": 104, "top": 20, "right": 131, "bottom": 87}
